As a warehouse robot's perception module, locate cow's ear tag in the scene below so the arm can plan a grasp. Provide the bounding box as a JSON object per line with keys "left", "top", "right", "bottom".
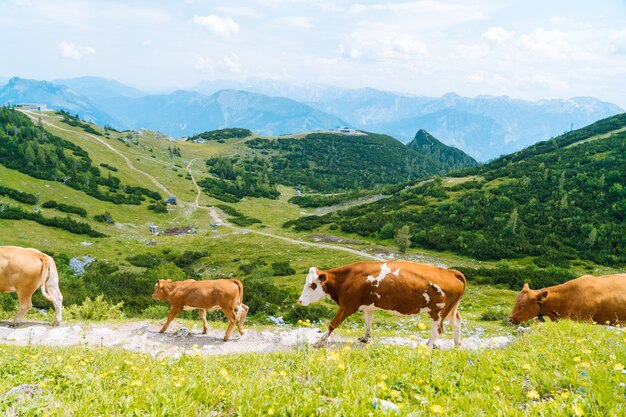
{"left": 318, "top": 273, "right": 327, "bottom": 283}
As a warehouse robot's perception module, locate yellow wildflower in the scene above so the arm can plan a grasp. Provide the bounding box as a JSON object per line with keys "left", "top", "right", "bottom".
{"left": 431, "top": 404, "right": 444, "bottom": 414}
{"left": 613, "top": 363, "right": 624, "bottom": 371}
{"left": 267, "top": 408, "right": 275, "bottom": 416}
{"left": 493, "top": 386, "right": 501, "bottom": 392}
{"left": 573, "top": 405, "right": 584, "bottom": 416}
{"left": 418, "top": 323, "right": 427, "bottom": 331}
{"left": 522, "top": 364, "right": 532, "bottom": 370}
{"left": 526, "top": 390, "right": 540, "bottom": 400}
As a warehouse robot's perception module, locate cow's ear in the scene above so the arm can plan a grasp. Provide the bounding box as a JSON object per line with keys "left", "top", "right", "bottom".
{"left": 158, "top": 281, "right": 163, "bottom": 288}
{"left": 318, "top": 273, "right": 327, "bottom": 283}
{"left": 537, "top": 290, "right": 549, "bottom": 301}
{"left": 522, "top": 283, "right": 530, "bottom": 291}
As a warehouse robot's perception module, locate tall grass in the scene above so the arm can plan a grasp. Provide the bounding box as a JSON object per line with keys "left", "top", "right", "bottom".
{"left": 0, "top": 321, "right": 623, "bottom": 416}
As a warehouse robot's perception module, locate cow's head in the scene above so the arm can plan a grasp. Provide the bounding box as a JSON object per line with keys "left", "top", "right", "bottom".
{"left": 297, "top": 267, "right": 328, "bottom": 306}
{"left": 508, "top": 283, "right": 549, "bottom": 324}
{"left": 152, "top": 279, "right": 172, "bottom": 300}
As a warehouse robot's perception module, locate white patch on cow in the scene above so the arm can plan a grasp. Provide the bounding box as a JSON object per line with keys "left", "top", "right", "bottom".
{"left": 392, "top": 268, "right": 400, "bottom": 276}
{"left": 358, "top": 303, "right": 376, "bottom": 312}
{"left": 422, "top": 291, "right": 430, "bottom": 304}
{"left": 436, "top": 302, "right": 446, "bottom": 308}
{"left": 366, "top": 263, "right": 392, "bottom": 287}
{"left": 374, "top": 293, "right": 381, "bottom": 299}
{"left": 298, "top": 267, "right": 327, "bottom": 306}
{"left": 432, "top": 284, "right": 445, "bottom": 296}
{"left": 182, "top": 306, "right": 197, "bottom": 311}
{"left": 419, "top": 307, "right": 431, "bottom": 314}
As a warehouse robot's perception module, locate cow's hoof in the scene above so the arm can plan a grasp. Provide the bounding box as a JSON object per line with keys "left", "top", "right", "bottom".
{"left": 203, "top": 330, "right": 208, "bottom": 334}
{"left": 358, "top": 336, "right": 370, "bottom": 344}
{"left": 312, "top": 341, "right": 326, "bottom": 349}
{"left": 51, "top": 320, "right": 60, "bottom": 327}
{"left": 223, "top": 337, "right": 230, "bottom": 342}
{"left": 8, "top": 322, "right": 18, "bottom": 328}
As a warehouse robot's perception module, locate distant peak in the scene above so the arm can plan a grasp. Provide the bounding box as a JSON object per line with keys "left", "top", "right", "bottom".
{"left": 412, "top": 129, "right": 439, "bottom": 146}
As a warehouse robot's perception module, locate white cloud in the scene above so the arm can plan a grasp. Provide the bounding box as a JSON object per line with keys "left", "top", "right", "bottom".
{"left": 58, "top": 41, "right": 95, "bottom": 60}
{"left": 518, "top": 28, "right": 593, "bottom": 60}
{"left": 193, "top": 15, "right": 239, "bottom": 37}
{"left": 482, "top": 27, "right": 514, "bottom": 45}
{"left": 341, "top": 29, "right": 428, "bottom": 62}
{"left": 269, "top": 16, "right": 314, "bottom": 29}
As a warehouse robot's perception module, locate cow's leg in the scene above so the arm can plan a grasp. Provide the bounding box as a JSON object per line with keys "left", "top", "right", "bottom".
{"left": 314, "top": 306, "right": 356, "bottom": 348}
{"left": 448, "top": 299, "right": 463, "bottom": 347}
{"left": 11, "top": 290, "right": 33, "bottom": 327}
{"left": 160, "top": 305, "right": 182, "bottom": 333}
{"left": 221, "top": 308, "right": 238, "bottom": 341}
{"left": 426, "top": 318, "right": 442, "bottom": 348}
{"left": 198, "top": 309, "right": 209, "bottom": 334}
{"left": 236, "top": 303, "right": 249, "bottom": 335}
{"left": 358, "top": 309, "right": 374, "bottom": 343}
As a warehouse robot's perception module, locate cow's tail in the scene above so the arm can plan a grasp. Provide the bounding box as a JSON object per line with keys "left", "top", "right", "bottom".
{"left": 231, "top": 279, "right": 246, "bottom": 320}
{"left": 39, "top": 254, "right": 63, "bottom": 325}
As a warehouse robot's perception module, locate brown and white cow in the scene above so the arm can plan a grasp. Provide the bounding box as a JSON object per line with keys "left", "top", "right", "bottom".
{"left": 152, "top": 278, "right": 249, "bottom": 341}
{"left": 508, "top": 274, "right": 626, "bottom": 325}
{"left": 297, "top": 261, "right": 466, "bottom": 348}
{"left": 0, "top": 246, "right": 63, "bottom": 326}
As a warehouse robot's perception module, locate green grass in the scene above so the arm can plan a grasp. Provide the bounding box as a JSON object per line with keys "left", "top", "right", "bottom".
{"left": 0, "top": 321, "right": 623, "bottom": 416}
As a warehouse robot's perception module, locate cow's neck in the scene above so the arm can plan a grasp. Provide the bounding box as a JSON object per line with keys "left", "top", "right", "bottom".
{"left": 538, "top": 285, "right": 565, "bottom": 321}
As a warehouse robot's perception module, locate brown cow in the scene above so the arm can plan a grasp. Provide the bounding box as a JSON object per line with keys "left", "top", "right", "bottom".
{"left": 152, "top": 278, "right": 249, "bottom": 341}
{"left": 0, "top": 246, "right": 63, "bottom": 326}
{"left": 508, "top": 274, "right": 626, "bottom": 325}
{"left": 297, "top": 261, "right": 466, "bottom": 348}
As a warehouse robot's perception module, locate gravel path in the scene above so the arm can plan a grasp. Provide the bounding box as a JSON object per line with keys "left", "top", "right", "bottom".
{"left": 0, "top": 321, "right": 512, "bottom": 357}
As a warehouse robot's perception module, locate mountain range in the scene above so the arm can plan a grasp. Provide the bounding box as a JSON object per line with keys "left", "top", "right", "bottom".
{"left": 0, "top": 76, "right": 622, "bottom": 161}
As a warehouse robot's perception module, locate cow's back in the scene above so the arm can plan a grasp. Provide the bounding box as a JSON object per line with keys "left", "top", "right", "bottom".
{"left": 168, "top": 279, "right": 240, "bottom": 309}
{"left": 559, "top": 274, "right": 626, "bottom": 322}
{"left": 338, "top": 261, "right": 465, "bottom": 315}
{"left": 0, "top": 246, "right": 45, "bottom": 292}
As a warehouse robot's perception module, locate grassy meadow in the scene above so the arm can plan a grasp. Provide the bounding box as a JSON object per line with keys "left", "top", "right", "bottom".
{"left": 0, "top": 321, "right": 624, "bottom": 416}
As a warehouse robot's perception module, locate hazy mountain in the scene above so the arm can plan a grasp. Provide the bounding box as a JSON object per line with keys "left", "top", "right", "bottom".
{"left": 3, "top": 75, "right": 622, "bottom": 159}
{"left": 195, "top": 78, "right": 622, "bottom": 161}
{"left": 53, "top": 76, "right": 146, "bottom": 100}
{"left": 0, "top": 76, "right": 8, "bottom": 87}
{"left": 97, "top": 89, "right": 347, "bottom": 137}
{"left": 0, "top": 77, "right": 119, "bottom": 126}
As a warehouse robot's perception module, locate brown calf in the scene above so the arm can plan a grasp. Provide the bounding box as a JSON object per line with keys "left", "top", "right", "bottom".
{"left": 298, "top": 261, "right": 466, "bottom": 348}
{"left": 508, "top": 274, "right": 626, "bottom": 325}
{"left": 152, "top": 278, "right": 249, "bottom": 341}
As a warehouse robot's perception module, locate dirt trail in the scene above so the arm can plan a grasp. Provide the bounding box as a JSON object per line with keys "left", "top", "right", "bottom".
{"left": 21, "top": 110, "right": 415, "bottom": 262}
{"left": 19, "top": 110, "right": 172, "bottom": 196}
{"left": 0, "top": 321, "right": 512, "bottom": 357}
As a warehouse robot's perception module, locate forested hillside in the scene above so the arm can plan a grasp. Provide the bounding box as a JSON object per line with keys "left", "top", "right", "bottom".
{"left": 0, "top": 107, "right": 161, "bottom": 204}
{"left": 200, "top": 131, "right": 477, "bottom": 200}
{"left": 284, "top": 113, "right": 626, "bottom": 267}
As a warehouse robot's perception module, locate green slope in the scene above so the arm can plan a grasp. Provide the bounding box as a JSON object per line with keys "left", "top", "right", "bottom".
{"left": 284, "top": 113, "right": 626, "bottom": 268}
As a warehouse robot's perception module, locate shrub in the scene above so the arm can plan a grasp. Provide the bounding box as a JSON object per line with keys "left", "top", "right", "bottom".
{"left": 479, "top": 308, "right": 508, "bottom": 321}
{"left": 65, "top": 295, "right": 125, "bottom": 321}
{"left": 271, "top": 261, "right": 296, "bottom": 276}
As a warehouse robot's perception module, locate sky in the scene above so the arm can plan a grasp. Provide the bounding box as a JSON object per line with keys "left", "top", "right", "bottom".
{"left": 2, "top": 0, "right": 626, "bottom": 107}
